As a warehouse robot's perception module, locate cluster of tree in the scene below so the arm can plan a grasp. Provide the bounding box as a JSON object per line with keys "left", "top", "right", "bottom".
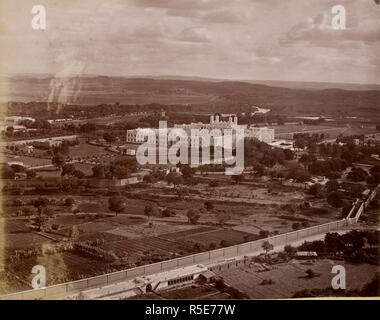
{"left": 319, "top": 141, "right": 380, "bottom": 164}
{"left": 347, "top": 167, "right": 368, "bottom": 182}
{"left": 336, "top": 134, "right": 363, "bottom": 144}
{"left": 326, "top": 190, "right": 345, "bottom": 208}
{"left": 293, "top": 133, "right": 325, "bottom": 149}
{"left": 0, "top": 164, "right": 36, "bottom": 179}
{"left": 92, "top": 158, "right": 137, "bottom": 179}
{"left": 284, "top": 162, "right": 311, "bottom": 182}
{"left": 366, "top": 165, "right": 380, "bottom": 185}
{"left": 52, "top": 140, "right": 79, "bottom": 155}
{"left": 299, "top": 230, "right": 379, "bottom": 257}
{"left": 237, "top": 113, "right": 285, "bottom": 126}
{"left": 102, "top": 132, "right": 116, "bottom": 143}
{"left": 244, "top": 139, "right": 293, "bottom": 168}
{"left": 61, "top": 164, "right": 86, "bottom": 179}
{"left": 307, "top": 158, "right": 348, "bottom": 179}
{"left": 343, "top": 165, "right": 380, "bottom": 186}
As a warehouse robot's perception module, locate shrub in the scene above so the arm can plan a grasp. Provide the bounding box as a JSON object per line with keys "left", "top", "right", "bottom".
{"left": 65, "top": 197, "right": 75, "bottom": 207}
{"left": 292, "top": 222, "right": 301, "bottom": 230}
{"left": 305, "top": 269, "right": 315, "bottom": 278}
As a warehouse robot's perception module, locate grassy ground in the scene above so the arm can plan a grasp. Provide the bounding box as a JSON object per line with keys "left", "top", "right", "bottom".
{"left": 216, "top": 259, "right": 379, "bottom": 299}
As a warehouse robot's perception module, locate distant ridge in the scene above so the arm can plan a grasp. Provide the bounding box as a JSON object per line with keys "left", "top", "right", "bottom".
{"left": 4, "top": 74, "right": 380, "bottom": 91}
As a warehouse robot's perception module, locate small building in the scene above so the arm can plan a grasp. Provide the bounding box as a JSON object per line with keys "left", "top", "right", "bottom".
{"left": 76, "top": 264, "right": 208, "bottom": 300}
{"left": 295, "top": 251, "right": 318, "bottom": 259}
{"left": 198, "top": 270, "right": 217, "bottom": 283}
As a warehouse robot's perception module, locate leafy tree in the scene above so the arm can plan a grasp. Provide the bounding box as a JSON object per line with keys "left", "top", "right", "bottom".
{"left": 259, "top": 230, "right": 270, "bottom": 238}
{"left": 308, "top": 183, "right": 322, "bottom": 197}
{"left": 283, "top": 149, "right": 294, "bottom": 160}
{"left": 324, "top": 232, "right": 344, "bottom": 253}
{"left": 305, "top": 269, "right": 316, "bottom": 278}
{"left": 254, "top": 164, "right": 266, "bottom": 177}
{"left": 26, "top": 170, "right": 37, "bottom": 179}
{"left": 179, "top": 165, "right": 195, "bottom": 178}
{"left": 103, "top": 132, "right": 116, "bottom": 143}
{"left": 292, "top": 222, "right": 301, "bottom": 230}
{"left": 108, "top": 196, "right": 126, "bottom": 216}
{"left": 187, "top": 209, "right": 200, "bottom": 224}
{"left": 287, "top": 165, "right": 311, "bottom": 182}
{"left": 204, "top": 201, "right": 214, "bottom": 211}
{"left": 33, "top": 197, "right": 49, "bottom": 214}
{"left": 209, "top": 242, "right": 217, "bottom": 250}
{"left": 165, "top": 172, "right": 184, "bottom": 185}
{"left": 65, "top": 197, "right": 75, "bottom": 207}
{"left": 92, "top": 164, "right": 105, "bottom": 178}
{"left": 61, "top": 164, "right": 76, "bottom": 176}
{"left": 144, "top": 204, "right": 153, "bottom": 220}
{"left": 110, "top": 165, "right": 129, "bottom": 179}
{"left": 347, "top": 167, "right": 368, "bottom": 182}
{"left": 327, "top": 191, "right": 344, "bottom": 208}
{"left": 161, "top": 208, "right": 174, "bottom": 217}
{"left": 5, "top": 126, "right": 14, "bottom": 137}
{"left": 262, "top": 241, "right": 273, "bottom": 255}
{"left": 52, "top": 153, "right": 66, "bottom": 169}
{"left": 73, "top": 170, "right": 85, "bottom": 179}
{"left": 284, "top": 245, "right": 297, "bottom": 257}
{"left": 326, "top": 180, "right": 339, "bottom": 193}
{"left": 143, "top": 174, "right": 158, "bottom": 184}
{"left": 1, "top": 165, "right": 15, "bottom": 179}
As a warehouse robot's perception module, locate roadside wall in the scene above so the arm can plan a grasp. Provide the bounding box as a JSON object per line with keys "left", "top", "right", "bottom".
{"left": 0, "top": 219, "right": 348, "bottom": 300}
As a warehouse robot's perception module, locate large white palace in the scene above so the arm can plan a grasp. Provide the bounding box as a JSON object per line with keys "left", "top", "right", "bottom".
{"left": 126, "top": 114, "right": 274, "bottom": 145}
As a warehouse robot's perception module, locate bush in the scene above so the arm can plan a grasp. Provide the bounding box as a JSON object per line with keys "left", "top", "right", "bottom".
{"left": 214, "top": 278, "right": 227, "bottom": 290}
{"left": 327, "top": 191, "right": 344, "bottom": 208}
{"left": 209, "top": 242, "right": 217, "bottom": 250}
{"left": 208, "top": 180, "right": 220, "bottom": 187}
{"left": 259, "top": 230, "right": 269, "bottom": 238}
{"left": 204, "top": 201, "right": 214, "bottom": 211}
{"left": 284, "top": 245, "right": 297, "bottom": 257}
{"left": 161, "top": 208, "right": 175, "bottom": 217}
{"left": 305, "top": 269, "right": 315, "bottom": 278}
{"left": 260, "top": 279, "right": 275, "bottom": 285}
{"left": 220, "top": 240, "right": 231, "bottom": 247}
{"left": 65, "top": 197, "right": 75, "bottom": 207}
{"left": 292, "top": 222, "right": 301, "bottom": 230}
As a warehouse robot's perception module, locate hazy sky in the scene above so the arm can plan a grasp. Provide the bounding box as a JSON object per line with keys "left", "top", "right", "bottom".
{"left": 0, "top": 0, "right": 379, "bottom": 84}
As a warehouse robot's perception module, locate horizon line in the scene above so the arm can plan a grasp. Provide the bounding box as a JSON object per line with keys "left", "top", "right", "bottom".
{"left": 1, "top": 72, "right": 380, "bottom": 87}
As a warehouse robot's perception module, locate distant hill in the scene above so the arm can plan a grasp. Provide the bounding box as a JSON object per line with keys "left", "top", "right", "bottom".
{"left": 1, "top": 75, "right": 379, "bottom": 118}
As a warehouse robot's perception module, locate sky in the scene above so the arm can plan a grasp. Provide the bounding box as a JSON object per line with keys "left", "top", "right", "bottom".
{"left": 0, "top": 0, "right": 379, "bottom": 84}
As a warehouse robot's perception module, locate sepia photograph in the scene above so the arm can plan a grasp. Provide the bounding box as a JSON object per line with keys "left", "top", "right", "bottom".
{"left": 0, "top": 0, "right": 379, "bottom": 306}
